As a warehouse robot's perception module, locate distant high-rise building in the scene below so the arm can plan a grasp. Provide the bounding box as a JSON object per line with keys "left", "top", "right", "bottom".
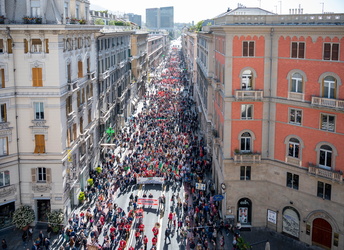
{"left": 127, "top": 13, "right": 142, "bottom": 27}
{"left": 146, "top": 6, "right": 174, "bottom": 30}
{"left": 146, "top": 8, "right": 159, "bottom": 29}
{"left": 160, "top": 6, "right": 174, "bottom": 30}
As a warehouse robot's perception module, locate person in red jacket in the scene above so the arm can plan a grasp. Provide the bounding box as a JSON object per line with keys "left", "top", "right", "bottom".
{"left": 143, "top": 235, "right": 148, "bottom": 250}
{"left": 152, "top": 236, "right": 158, "bottom": 246}
{"left": 119, "top": 239, "right": 126, "bottom": 248}
{"left": 152, "top": 226, "right": 159, "bottom": 237}
{"left": 139, "top": 223, "right": 145, "bottom": 234}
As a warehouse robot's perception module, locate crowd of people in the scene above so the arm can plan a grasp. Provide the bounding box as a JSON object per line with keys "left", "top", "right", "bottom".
{"left": 47, "top": 46, "right": 232, "bottom": 250}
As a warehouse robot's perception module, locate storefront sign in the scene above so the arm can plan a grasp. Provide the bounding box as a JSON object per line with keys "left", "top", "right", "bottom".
{"left": 267, "top": 209, "right": 277, "bottom": 224}
{"left": 213, "top": 194, "right": 224, "bottom": 201}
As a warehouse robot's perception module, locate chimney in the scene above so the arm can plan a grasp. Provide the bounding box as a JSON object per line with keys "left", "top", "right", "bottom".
{"left": 301, "top": 9, "right": 303, "bottom": 14}
{"left": 289, "top": 9, "right": 291, "bottom": 14}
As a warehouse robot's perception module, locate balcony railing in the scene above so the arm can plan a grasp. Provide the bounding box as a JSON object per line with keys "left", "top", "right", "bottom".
{"left": 234, "top": 151, "right": 261, "bottom": 163}
{"left": 311, "top": 96, "right": 344, "bottom": 110}
{"left": 87, "top": 71, "right": 96, "bottom": 81}
{"left": 235, "top": 90, "right": 263, "bottom": 100}
{"left": 68, "top": 79, "right": 79, "bottom": 92}
{"left": 308, "top": 163, "right": 343, "bottom": 182}
{"left": 0, "top": 184, "right": 16, "bottom": 198}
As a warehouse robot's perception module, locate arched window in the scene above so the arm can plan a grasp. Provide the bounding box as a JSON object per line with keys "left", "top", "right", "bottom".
{"left": 288, "top": 138, "right": 300, "bottom": 158}
{"left": 241, "top": 70, "right": 253, "bottom": 90}
{"left": 291, "top": 73, "right": 303, "bottom": 93}
{"left": 319, "top": 145, "right": 332, "bottom": 170}
{"left": 322, "top": 76, "right": 336, "bottom": 99}
{"left": 240, "top": 132, "right": 251, "bottom": 152}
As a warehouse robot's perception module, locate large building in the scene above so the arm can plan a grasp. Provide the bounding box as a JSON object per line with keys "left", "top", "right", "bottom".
{"left": 0, "top": 0, "right": 100, "bottom": 227}
{"left": 126, "top": 13, "right": 142, "bottom": 27}
{"left": 146, "top": 6, "right": 174, "bottom": 30}
{"left": 184, "top": 6, "right": 344, "bottom": 250}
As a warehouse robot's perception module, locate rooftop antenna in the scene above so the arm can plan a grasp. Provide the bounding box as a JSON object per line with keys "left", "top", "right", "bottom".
{"left": 320, "top": 2, "right": 324, "bottom": 13}
{"left": 278, "top": 1, "right": 282, "bottom": 14}
{"left": 257, "top": 0, "right": 261, "bottom": 8}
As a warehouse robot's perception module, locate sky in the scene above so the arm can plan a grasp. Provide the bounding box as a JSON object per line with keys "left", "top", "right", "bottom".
{"left": 90, "top": 0, "right": 344, "bottom": 24}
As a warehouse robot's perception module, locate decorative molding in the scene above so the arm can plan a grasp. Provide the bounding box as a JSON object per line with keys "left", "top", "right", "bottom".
{"left": 32, "top": 183, "right": 52, "bottom": 193}
{"left": 0, "top": 185, "right": 16, "bottom": 198}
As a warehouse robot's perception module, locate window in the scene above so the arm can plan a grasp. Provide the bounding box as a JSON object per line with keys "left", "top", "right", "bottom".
{"left": 323, "top": 43, "right": 339, "bottom": 61}
{"left": 0, "top": 103, "right": 6, "bottom": 122}
{"left": 322, "top": 76, "right": 336, "bottom": 99}
{"left": 289, "top": 109, "right": 302, "bottom": 125}
{"left": 31, "top": 39, "right": 42, "bottom": 53}
{"left": 317, "top": 181, "right": 331, "bottom": 200}
{"left": 66, "top": 96, "right": 72, "bottom": 114}
{"left": 76, "top": 4, "right": 80, "bottom": 19}
{"left": 291, "top": 42, "right": 305, "bottom": 58}
{"left": 34, "top": 102, "right": 44, "bottom": 120}
{"left": 286, "top": 172, "right": 299, "bottom": 190}
{"left": 80, "top": 117, "right": 83, "bottom": 134}
{"left": 321, "top": 114, "right": 335, "bottom": 132}
{"left": 243, "top": 41, "right": 254, "bottom": 57}
{"left": 67, "top": 64, "right": 71, "bottom": 83}
{"left": 241, "top": 104, "right": 253, "bottom": 120}
{"left": 31, "top": 167, "right": 51, "bottom": 183}
{"left": 0, "top": 40, "right": 3, "bottom": 53}
{"left": 32, "top": 68, "right": 43, "bottom": 87}
{"left": 240, "top": 166, "right": 251, "bottom": 180}
{"left": 241, "top": 70, "right": 253, "bottom": 90}
{"left": 0, "top": 171, "right": 10, "bottom": 187}
{"left": 88, "top": 109, "right": 91, "bottom": 124}
{"left": 1, "top": 68, "right": 5, "bottom": 88}
{"left": 37, "top": 167, "right": 46, "bottom": 181}
{"left": 78, "top": 61, "right": 83, "bottom": 78}
{"left": 31, "top": 0, "right": 41, "bottom": 16}
{"left": 34, "top": 134, "right": 45, "bottom": 153}
{"left": 291, "top": 73, "right": 303, "bottom": 93}
{"left": 319, "top": 145, "right": 332, "bottom": 170}
{"left": 288, "top": 138, "right": 300, "bottom": 158}
{"left": 0, "top": 137, "right": 8, "bottom": 156}
{"left": 240, "top": 132, "right": 251, "bottom": 152}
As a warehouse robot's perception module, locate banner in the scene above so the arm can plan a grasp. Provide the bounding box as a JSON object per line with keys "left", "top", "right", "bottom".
{"left": 138, "top": 198, "right": 159, "bottom": 206}
{"left": 137, "top": 177, "right": 165, "bottom": 185}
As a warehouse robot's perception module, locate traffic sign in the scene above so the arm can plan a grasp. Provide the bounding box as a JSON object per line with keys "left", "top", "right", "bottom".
{"left": 213, "top": 194, "right": 224, "bottom": 201}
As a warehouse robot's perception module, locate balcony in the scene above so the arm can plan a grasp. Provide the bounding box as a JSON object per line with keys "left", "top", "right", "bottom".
{"left": 0, "top": 185, "right": 16, "bottom": 198}
{"left": 234, "top": 151, "right": 261, "bottom": 163}
{"left": 67, "top": 111, "right": 76, "bottom": 123}
{"left": 308, "top": 163, "right": 343, "bottom": 183}
{"left": 288, "top": 92, "right": 304, "bottom": 101}
{"left": 285, "top": 156, "right": 302, "bottom": 166}
{"left": 235, "top": 90, "right": 263, "bottom": 101}
{"left": 68, "top": 79, "right": 79, "bottom": 92}
{"left": 87, "top": 71, "right": 96, "bottom": 81}
{"left": 99, "top": 71, "right": 109, "bottom": 81}
{"left": 311, "top": 96, "right": 344, "bottom": 110}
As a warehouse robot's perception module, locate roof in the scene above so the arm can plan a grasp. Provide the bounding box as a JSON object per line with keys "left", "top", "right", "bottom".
{"left": 215, "top": 7, "right": 276, "bottom": 19}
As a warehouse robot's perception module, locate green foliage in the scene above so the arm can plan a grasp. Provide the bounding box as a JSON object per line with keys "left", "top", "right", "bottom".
{"left": 47, "top": 209, "right": 64, "bottom": 233}
{"left": 78, "top": 191, "right": 86, "bottom": 201}
{"left": 236, "top": 237, "right": 251, "bottom": 250}
{"left": 94, "top": 18, "right": 104, "bottom": 25}
{"left": 12, "top": 205, "right": 35, "bottom": 229}
{"left": 188, "top": 20, "right": 204, "bottom": 32}
{"left": 109, "top": 20, "right": 130, "bottom": 26}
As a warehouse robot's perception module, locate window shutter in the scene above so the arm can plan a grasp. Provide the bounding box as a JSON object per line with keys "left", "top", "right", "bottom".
{"left": 291, "top": 42, "right": 298, "bottom": 58}
{"left": 323, "top": 43, "right": 331, "bottom": 60}
{"left": 46, "top": 168, "right": 51, "bottom": 183}
{"left": 243, "top": 41, "right": 248, "bottom": 57}
{"left": 78, "top": 61, "right": 83, "bottom": 78}
{"left": 332, "top": 44, "right": 339, "bottom": 61}
{"left": 31, "top": 168, "right": 36, "bottom": 182}
{"left": 32, "top": 68, "right": 43, "bottom": 87}
{"left": 40, "top": 135, "right": 45, "bottom": 153}
{"left": 45, "top": 39, "right": 49, "bottom": 53}
{"left": 7, "top": 39, "right": 12, "bottom": 54}
{"left": 1, "top": 69, "right": 5, "bottom": 88}
{"left": 298, "top": 42, "right": 305, "bottom": 58}
{"left": 24, "top": 39, "right": 28, "bottom": 53}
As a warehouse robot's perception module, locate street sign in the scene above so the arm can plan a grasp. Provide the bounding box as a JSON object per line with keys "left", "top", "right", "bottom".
{"left": 213, "top": 194, "right": 224, "bottom": 201}
{"left": 195, "top": 183, "right": 206, "bottom": 191}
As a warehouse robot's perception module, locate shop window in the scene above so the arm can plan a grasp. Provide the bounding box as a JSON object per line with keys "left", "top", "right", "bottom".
{"left": 317, "top": 181, "right": 331, "bottom": 200}
{"left": 291, "top": 42, "right": 305, "bottom": 58}
{"left": 0, "top": 103, "right": 6, "bottom": 122}
{"left": 0, "top": 138, "right": 8, "bottom": 156}
{"left": 241, "top": 104, "right": 253, "bottom": 120}
{"left": 289, "top": 109, "right": 302, "bottom": 125}
{"left": 240, "top": 166, "right": 251, "bottom": 180}
{"left": 34, "top": 134, "right": 45, "bottom": 154}
{"left": 286, "top": 172, "right": 299, "bottom": 190}
{"left": 282, "top": 207, "right": 300, "bottom": 238}
{"left": 243, "top": 41, "right": 254, "bottom": 57}
{"left": 32, "top": 68, "right": 43, "bottom": 87}
{"left": 288, "top": 138, "right": 300, "bottom": 158}
{"left": 319, "top": 145, "right": 332, "bottom": 170}
{"left": 34, "top": 102, "right": 44, "bottom": 120}
{"left": 237, "top": 198, "right": 252, "bottom": 225}
{"left": 323, "top": 43, "right": 339, "bottom": 61}
{"left": 320, "top": 114, "right": 335, "bottom": 132}
{"left": 291, "top": 73, "right": 303, "bottom": 93}
{"left": 240, "top": 132, "right": 251, "bottom": 153}
{"left": 322, "top": 76, "right": 336, "bottom": 99}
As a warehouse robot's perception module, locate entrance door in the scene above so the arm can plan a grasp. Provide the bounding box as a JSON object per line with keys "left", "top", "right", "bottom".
{"left": 37, "top": 200, "right": 50, "bottom": 222}
{"left": 312, "top": 218, "right": 332, "bottom": 250}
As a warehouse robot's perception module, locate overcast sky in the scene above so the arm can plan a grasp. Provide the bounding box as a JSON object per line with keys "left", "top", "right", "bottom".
{"left": 90, "top": 0, "right": 344, "bottom": 23}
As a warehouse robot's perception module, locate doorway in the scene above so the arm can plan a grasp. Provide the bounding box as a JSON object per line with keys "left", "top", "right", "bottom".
{"left": 37, "top": 200, "right": 50, "bottom": 222}
{"left": 312, "top": 218, "right": 332, "bottom": 250}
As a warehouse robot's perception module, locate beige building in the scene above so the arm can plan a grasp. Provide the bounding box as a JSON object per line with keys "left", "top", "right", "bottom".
{"left": 0, "top": 0, "right": 100, "bottom": 226}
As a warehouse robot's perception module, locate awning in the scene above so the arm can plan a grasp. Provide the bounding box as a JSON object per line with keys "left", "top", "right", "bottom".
{"left": 0, "top": 199, "right": 15, "bottom": 206}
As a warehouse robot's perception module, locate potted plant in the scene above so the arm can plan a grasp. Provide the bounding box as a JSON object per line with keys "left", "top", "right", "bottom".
{"left": 234, "top": 148, "right": 240, "bottom": 154}
{"left": 70, "top": 18, "right": 79, "bottom": 24}
{"left": 23, "top": 16, "right": 31, "bottom": 24}
{"left": 12, "top": 205, "right": 35, "bottom": 230}
{"left": 78, "top": 191, "right": 86, "bottom": 204}
{"left": 79, "top": 19, "right": 86, "bottom": 24}
{"left": 35, "top": 17, "right": 42, "bottom": 24}
{"left": 46, "top": 209, "right": 64, "bottom": 233}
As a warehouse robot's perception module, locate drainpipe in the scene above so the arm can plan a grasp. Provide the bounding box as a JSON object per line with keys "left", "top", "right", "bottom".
{"left": 6, "top": 27, "right": 22, "bottom": 205}
{"left": 267, "top": 27, "right": 274, "bottom": 158}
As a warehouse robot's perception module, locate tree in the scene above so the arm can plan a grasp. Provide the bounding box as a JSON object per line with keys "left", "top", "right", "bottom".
{"left": 12, "top": 205, "right": 35, "bottom": 229}
{"left": 47, "top": 209, "right": 64, "bottom": 233}
{"left": 94, "top": 18, "right": 105, "bottom": 25}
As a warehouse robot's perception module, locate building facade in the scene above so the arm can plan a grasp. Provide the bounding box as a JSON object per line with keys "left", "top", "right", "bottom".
{"left": 146, "top": 8, "right": 159, "bottom": 30}
{"left": 0, "top": 0, "right": 100, "bottom": 227}
{"left": 190, "top": 7, "right": 344, "bottom": 249}
{"left": 146, "top": 6, "right": 174, "bottom": 31}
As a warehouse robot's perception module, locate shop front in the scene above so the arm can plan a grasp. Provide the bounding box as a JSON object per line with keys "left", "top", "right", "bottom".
{"left": 237, "top": 198, "right": 252, "bottom": 226}
{"left": 0, "top": 201, "right": 15, "bottom": 229}
{"left": 282, "top": 206, "right": 300, "bottom": 239}
{"left": 36, "top": 199, "right": 50, "bottom": 222}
